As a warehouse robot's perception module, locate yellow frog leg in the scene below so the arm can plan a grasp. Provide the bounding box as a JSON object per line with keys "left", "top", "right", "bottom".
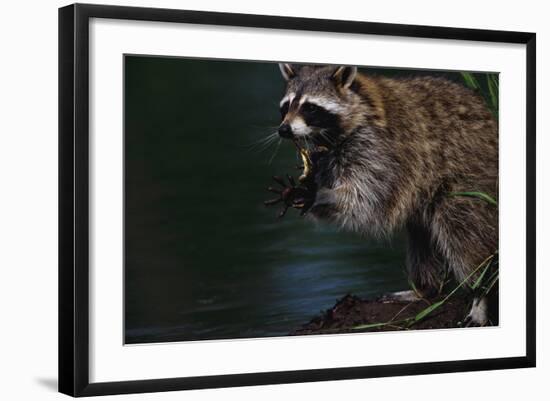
{"left": 299, "top": 149, "right": 312, "bottom": 182}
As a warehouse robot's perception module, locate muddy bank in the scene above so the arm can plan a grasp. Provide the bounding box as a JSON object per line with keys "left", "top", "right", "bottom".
{"left": 292, "top": 293, "right": 486, "bottom": 335}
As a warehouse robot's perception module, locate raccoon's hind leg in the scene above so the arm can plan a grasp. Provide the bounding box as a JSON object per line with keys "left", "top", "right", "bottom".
{"left": 380, "top": 220, "right": 443, "bottom": 303}
{"left": 405, "top": 220, "right": 445, "bottom": 299}
{"left": 430, "top": 196, "right": 498, "bottom": 326}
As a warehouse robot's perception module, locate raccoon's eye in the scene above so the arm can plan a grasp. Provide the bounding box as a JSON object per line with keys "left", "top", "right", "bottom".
{"left": 280, "top": 101, "right": 289, "bottom": 119}
{"left": 301, "top": 102, "right": 322, "bottom": 115}
{"left": 300, "top": 102, "right": 339, "bottom": 129}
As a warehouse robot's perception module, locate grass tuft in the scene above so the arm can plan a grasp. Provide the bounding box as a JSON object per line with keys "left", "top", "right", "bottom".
{"left": 460, "top": 72, "right": 499, "bottom": 117}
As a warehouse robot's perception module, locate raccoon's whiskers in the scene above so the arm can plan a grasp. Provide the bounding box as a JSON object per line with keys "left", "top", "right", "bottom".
{"left": 268, "top": 138, "right": 283, "bottom": 164}
{"left": 318, "top": 130, "right": 335, "bottom": 147}
{"left": 246, "top": 131, "right": 279, "bottom": 152}
{"left": 303, "top": 136, "right": 314, "bottom": 154}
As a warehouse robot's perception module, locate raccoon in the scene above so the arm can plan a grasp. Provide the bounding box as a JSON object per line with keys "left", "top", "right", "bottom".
{"left": 275, "top": 63, "right": 498, "bottom": 326}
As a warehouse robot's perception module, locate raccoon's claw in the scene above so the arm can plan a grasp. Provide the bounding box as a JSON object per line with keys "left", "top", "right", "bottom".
{"left": 271, "top": 175, "right": 287, "bottom": 187}
{"left": 267, "top": 186, "right": 282, "bottom": 194}
{"left": 278, "top": 205, "right": 289, "bottom": 218}
{"left": 263, "top": 197, "right": 282, "bottom": 206}
{"left": 462, "top": 315, "right": 484, "bottom": 328}
{"left": 462, "top": 315, "right": 474, "bottom": 327}
{"left": 264, "top": 174, "right": 315, "bottom": 218}
{"left": 292, "top": 198, "right": 311, "bottom": 216}
{"left": 286, "top": 174, "right": 296, "bottom": 186}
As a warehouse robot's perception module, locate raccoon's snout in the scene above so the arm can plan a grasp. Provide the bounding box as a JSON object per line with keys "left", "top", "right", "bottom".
{"left": 278, "top": 123, "right": 293, "bottom": 139}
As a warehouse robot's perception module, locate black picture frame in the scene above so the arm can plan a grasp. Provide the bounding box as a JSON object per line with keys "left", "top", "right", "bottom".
{"left": 59, "top": 3, "right": 536, "bottom": 397}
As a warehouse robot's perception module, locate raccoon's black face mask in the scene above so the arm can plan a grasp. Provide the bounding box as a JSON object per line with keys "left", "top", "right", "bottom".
{"left": 277, "top": 63, "right": 357, "bottom": 148}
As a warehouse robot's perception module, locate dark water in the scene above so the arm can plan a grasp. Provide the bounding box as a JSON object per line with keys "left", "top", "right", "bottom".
{"left": 123, "top": 56, "right": 476, "bottom": 344}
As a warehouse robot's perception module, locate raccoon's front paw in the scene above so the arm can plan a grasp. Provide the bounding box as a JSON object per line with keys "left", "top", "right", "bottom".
{"left": 264, "top": 174, "right": 315, "bottom": 218}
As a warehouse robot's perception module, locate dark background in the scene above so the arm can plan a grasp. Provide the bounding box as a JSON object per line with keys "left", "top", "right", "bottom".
{"left": 124, "top": 56, "right": 491, "bottom": 344}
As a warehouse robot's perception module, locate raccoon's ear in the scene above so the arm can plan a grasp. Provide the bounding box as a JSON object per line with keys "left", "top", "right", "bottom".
{"left": 332, "top": 66, "right": 357, "bottom": 89}
{"left": 279, "top": 63, "right": 297, "bottom": 81}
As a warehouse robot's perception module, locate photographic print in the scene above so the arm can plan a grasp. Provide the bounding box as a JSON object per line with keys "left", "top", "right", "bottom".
{"left": 124, "top": 56, "right": 499, "bottom": 344}
{"left": 59, "top": 4, "right": 536, "bottom": 395}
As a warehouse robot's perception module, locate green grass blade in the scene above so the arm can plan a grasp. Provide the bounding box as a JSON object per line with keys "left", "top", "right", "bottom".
{"left": 352, "top": 318, "right": 412, "bottom": 330}
{"left": 482, "top": 272, "right": 499, "bottom": 298}
{"left": 487, "top": 74, "right": 499, "bottom": 113}
{"left": 471, "top": 259, "right": 492, "bottom": 290}
{"left": 352, "top": 322, "right": 392, "bottom": 330}
{"left": 461, "top": 72, "right": 480, "bottom": 90}
{"left": 414, "top": 300, "right": 444, "bottom": 322}
{"left": 449, "top": 191, "right": 498, "bottom": 206}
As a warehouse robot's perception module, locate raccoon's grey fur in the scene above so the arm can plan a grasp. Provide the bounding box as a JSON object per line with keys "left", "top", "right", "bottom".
{"left": 277, "top": 64, "right": 498, "bottom": 325}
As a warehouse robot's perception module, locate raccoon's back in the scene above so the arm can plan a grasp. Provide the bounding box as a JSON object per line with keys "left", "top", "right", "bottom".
{"left": 376, "top": 76, "right": 498, "bottom": 193}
